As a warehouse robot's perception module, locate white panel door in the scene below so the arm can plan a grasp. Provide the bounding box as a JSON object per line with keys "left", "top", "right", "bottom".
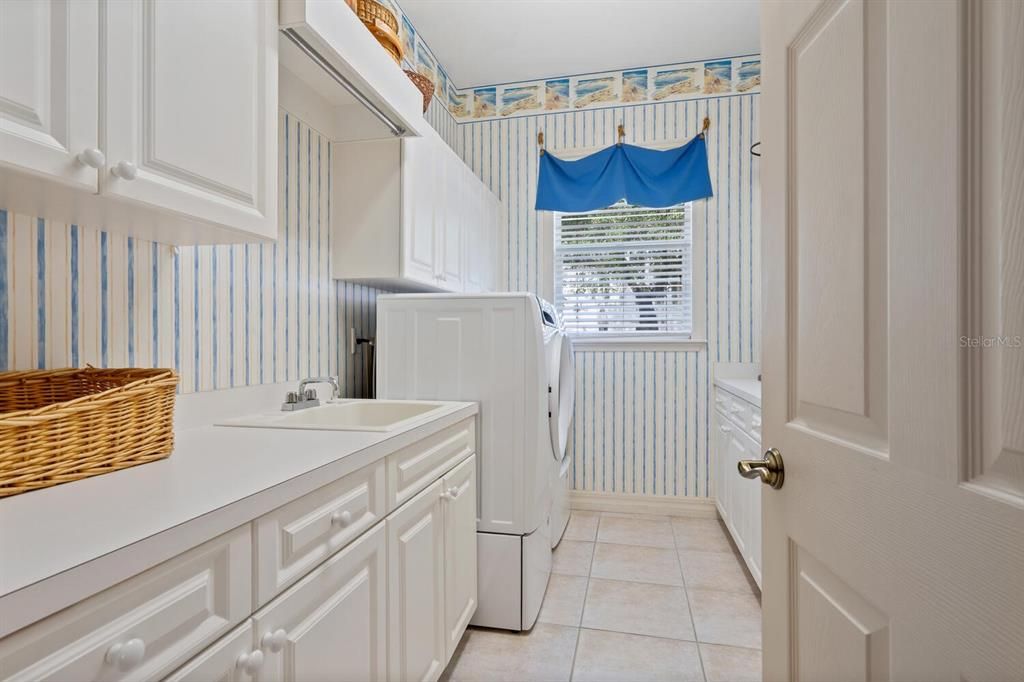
{"left": 0, "top": 0, "right": 98, "bottom": 190}
{"left": 387, "top": 480, "right": 446, "bottom": 682}
{"left": 253, "top": 523, "right": 387, "bottom": 682}
{"left": 442, "top": 454, "right": 477, "bottom": 661}
{"left": 401, "top": 136, "right": 439, "bottom": 286}
{"left": 761, "top": 1, "right": 1024, "bottom": 680}
{"left": 102, "top": 0, "right": 277, "bottom": 239}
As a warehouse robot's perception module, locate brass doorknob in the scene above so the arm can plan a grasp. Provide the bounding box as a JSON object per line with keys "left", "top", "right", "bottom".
{"left": 738, "top": 448, "right": 785, "bottom": 489}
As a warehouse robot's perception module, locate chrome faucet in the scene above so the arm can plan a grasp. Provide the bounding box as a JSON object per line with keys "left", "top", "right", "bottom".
{"left": 282, "top": 376, "right": 341, "bottom": 411}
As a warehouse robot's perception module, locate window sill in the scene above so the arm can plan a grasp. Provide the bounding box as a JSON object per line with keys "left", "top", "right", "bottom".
{"left": 567, "top": 336, "right": 708, "bottom": 352}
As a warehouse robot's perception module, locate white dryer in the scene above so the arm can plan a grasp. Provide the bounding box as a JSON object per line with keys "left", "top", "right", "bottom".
{"left": 540, "top": 299, "right": 575, "bottom": 548}
{"left": 375, "top": 293, "right": 553, "bottom": 631}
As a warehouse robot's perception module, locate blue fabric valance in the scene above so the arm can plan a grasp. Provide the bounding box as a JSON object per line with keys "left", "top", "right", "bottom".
{"left": 535, "top": 135, "right": 713, "bottom": 212}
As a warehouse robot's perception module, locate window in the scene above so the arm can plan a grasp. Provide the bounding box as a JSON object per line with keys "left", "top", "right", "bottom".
{"left": 554, "top": 200, "right": 692, "bottom": 337}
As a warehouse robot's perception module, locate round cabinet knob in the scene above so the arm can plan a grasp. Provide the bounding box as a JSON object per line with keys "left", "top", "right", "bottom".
{"left": 331, "top": 510, "right": 352, "bottom": 527}
{"left": 448, "top": 486, "right": 460, "bottom": 499}
{"left": 261, "top": 628, "right": 288, "bottom": 653}
{"left": 111, "top": 160, "right": 138, "bottom": 180}
{"left": 236, "top": 649, "right": 265, "bottom": 676}
{"left": 76, "top": 148, "right": 106, "bottom": 168}
{"left": 105, "top": 637, "right": 146, "bottom": 671}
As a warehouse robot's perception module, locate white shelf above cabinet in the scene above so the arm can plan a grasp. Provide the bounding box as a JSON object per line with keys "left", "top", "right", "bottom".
{"left": 279, "top": 0, "right": 429, "bottom": 143}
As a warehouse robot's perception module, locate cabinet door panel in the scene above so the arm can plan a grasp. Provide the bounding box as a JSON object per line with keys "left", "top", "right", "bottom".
{"left": 0, "top": 0, "right": 98, "bottom": 189}
{"left": 442, "top": 454, "right": 477, "bottom": 661}
{"left": 401, "top": 137, "right": 438, "bottom": 286}
{"left": 102, "top": 0, "right": 276, "bottom": 238}
{"left": 387, "top": 481, "right": 445, "bottom": 682}
{"left": 254, "top": 523, "right": 387, "bottom": 682}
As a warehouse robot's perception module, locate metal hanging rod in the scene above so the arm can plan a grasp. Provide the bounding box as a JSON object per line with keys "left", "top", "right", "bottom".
{"left": 536, "top": 116, "right": 713, "bottom": 155}
{"left": 281, "top": 28, "right": 407, "bottom": 138}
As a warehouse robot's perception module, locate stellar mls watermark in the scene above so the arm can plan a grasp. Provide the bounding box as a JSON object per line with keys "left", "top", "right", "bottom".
{"left": 959, "top": 335, "right": 1023, "bottom": 349}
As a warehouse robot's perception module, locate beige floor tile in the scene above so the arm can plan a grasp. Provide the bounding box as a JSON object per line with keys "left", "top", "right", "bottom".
{"left": 563, "top": 511, "right": 600, "bottom": 541}
{"left": 671, "top": 517, "right": 735, "bottom": 553}
{"left": 689, "top": 588, "right": 762, "bottom": 649}
{"left": 591, "top": 543, "right": 683, "bottom": 586}
{"left": 552, "top": 540, "right": 594, "bottom": 576}
{"left": 582, "top": 577, "right": 696, "bottom": 641}
{"left": 440, "top": 624, "right": 578, "bottom": 682}
{"left": 679, "top": 549, "right": 756, "bottom": 594}
{"left": 597, "top": 514, "right": 675, "bottom": 548}
{"left": 700, "top": 643, "right": 762, "bottom": 682}
{"left": 537, "top": 574, "right": 588, "bottom": 627}
{"left": 572, "top": 628, "right": 704, "bottom": 682}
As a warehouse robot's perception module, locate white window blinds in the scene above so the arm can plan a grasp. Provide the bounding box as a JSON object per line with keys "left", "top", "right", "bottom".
{"left": 555, "top": 200, "right": 692, "bottom": 336}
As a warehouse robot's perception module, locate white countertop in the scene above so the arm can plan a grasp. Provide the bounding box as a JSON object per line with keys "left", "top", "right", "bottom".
{"left": 0, "top": 400, "right": 477, "bottom": 636}
{"left": 714, "top": 377, "right": 762, "bottom": 407}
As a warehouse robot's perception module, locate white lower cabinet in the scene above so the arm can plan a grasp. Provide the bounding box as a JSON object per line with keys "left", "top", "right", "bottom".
{"left": 442, "top": 456, "right": 477, "bottom": 661}
{"left": 387, "top": 480, "right": 447, "bottom": 682}
{"left": 0, "top": 423, "right": 478, "bottom": 682}
{"left": 712, "top": 387, "right": 763, "bottom": 589}
{"left": 253, "top": 523, "right": 388, "bottom": 682}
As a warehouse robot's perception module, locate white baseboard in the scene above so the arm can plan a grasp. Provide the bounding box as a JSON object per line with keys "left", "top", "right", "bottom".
{"left": 568, "top": 490, "right": 718, "bottom": 519}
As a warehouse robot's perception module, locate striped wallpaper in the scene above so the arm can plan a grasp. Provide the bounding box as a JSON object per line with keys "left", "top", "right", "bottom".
{"left": 0, "top": 110, "right": 384, "bottom": 398}
{"left": 446, "top": 83, "right": 761, "bottom": 498}
{"left": 0, "top": 57, "right": 759, "bottom": 501}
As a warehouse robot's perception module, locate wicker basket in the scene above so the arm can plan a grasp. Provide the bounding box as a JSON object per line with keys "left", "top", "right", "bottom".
{"left": 0, "top": 367, "right": 179, "bottom": 497}
{"left": 404, "top": 70, "right": 435, "bottom": 113}
{"left": 357, "top": 0, "right": 403, "bottom": 65}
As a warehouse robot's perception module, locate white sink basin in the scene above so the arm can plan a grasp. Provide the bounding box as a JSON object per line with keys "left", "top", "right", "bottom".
{"left": 220, "top": 400, "right": 449, "bottom": 432}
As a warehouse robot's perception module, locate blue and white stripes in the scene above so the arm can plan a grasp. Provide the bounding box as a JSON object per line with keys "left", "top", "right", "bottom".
{"left": 448, "top": 82, "right": 761, "bottom": 498}
{"left": 0, "top": 110, "right": 382, "bottom": 398}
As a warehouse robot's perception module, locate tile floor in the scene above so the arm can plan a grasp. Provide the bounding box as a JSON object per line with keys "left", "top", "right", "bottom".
{"left": 441, "top": 511, "right": 762, "bottom": 682}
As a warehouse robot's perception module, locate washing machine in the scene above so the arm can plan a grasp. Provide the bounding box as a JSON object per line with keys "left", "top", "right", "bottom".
{"left": 375, "top": 293, "right": 554, "bottom": 631}
{"left": 540, "top": 299, "right": 575, "bottom": 548}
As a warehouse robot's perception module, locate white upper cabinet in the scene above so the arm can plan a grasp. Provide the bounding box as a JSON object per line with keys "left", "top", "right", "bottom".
{"left": 0, "top": 0, "right": 99, "bottom": 192}
{"left": 102, "top": 0, "right": 278, "bottom": 240}
{"left": 332, "top": 128, "right": 502, "bottom": 293}
{"left": 401, "top": 135, "right": 441, "bottom": 287}
{"left": 0, "top": 0, "right": 278, "bottom": 245}
{"left": 439, "top": 153, "right": 465, "bottom": 289}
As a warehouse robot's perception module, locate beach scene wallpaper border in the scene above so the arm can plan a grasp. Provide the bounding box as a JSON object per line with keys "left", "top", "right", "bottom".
{"left": 380, "top": 1, "right": 760, "bottom": 122}
{"left": 469, "top": 54, "right": 760, "bottom": 121}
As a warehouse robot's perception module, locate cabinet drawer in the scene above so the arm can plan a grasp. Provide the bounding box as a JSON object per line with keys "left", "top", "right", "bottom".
{"left": 254, "top": 459, "right": 386, "bottom": 606}
{"left": 715, "top": 388, "right": 758, "bottom": 437}
{"left": 386, "top": 418, "right": 475, "bottom": 511}
{"left": 0, "top": 526, "right": 250, "bottom": 682}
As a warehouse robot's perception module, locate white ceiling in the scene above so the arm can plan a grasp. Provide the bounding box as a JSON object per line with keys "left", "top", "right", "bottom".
{"left": 400, "top": 0, "right": 760, "bottom": 88}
